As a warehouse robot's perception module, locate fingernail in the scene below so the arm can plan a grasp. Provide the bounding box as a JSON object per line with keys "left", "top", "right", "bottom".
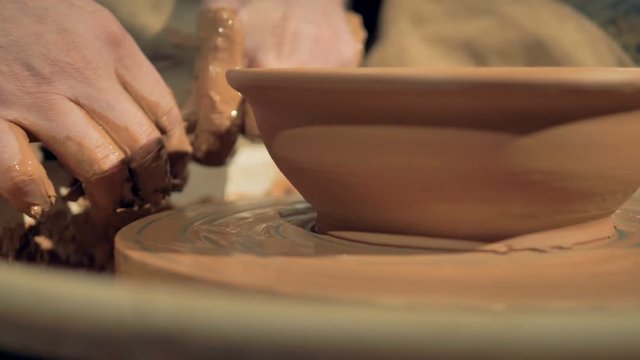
{"left": 7, "top": 178, "right": 55, "bottom": 220}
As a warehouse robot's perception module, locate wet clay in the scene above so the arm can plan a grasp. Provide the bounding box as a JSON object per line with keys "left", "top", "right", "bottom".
{"left": 0, "top": 124, "right": 56, "bottom": 219}
{"left": 0, "top": 157, "right": 200, "bottom": 270}
{"left": 227, "top": 67, "right": 640, "bottom": 244}
{"left": 42, "top": 131, "right": 175, "bottom": 220}
{"left": 115, "top": 198, "right": 640, "bottom": 310}
{"left": 190, "top": 7, "right": 244, "bottom": 165}
{"left": 184, "top": 7, "right": 367, "bottom": 143}
{"left": 38, "top": 131, "right": 170, "bottom": 220}
{"left": 113, "top": 74, "right": 193, "bottom": 193}
{"left": 0, "top": 161, "right": 163, "bottom": 271}
{"left": 82, "top": 162, "right": 133, "bottom": 218}
{"left": 128, "top": 138, "right": 172, "bottom": 206}
{"left": 167, "top": 151, "right": 191, "bottom": 191}
{"left": 42, "top": 138, "right": 169, "bottom": 223}
{"left": 0, "top": 199, "right": 163, "bottom": 271}
{"left": 327, "top": 216, "right": 615, "bottom": 253}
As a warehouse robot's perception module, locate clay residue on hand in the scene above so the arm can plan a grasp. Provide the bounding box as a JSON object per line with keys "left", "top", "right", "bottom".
{"left": 128, "top": 137, "right": 172, "bottom": 206}
{"left": 83, "top": 163, "right": 134, "bottom": 217}
{"left": 190, "top": 7, "right": 244, "bottom": 165}
{"left": 0, "top": 123, "right": 57, "bottom": 220}
{"left": 345, "top": 11, "right": 367, "bottom": 66}
{"left": 4, "top": 168, "right": 57, "bottom": 220}
{"left": 43, "top": 139, "right": 172, "bottom": 222}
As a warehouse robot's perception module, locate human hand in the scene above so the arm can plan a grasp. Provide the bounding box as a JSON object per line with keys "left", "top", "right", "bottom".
{"left": 203, "top": 0, "right": 362, "bottom": 68}
{"left": 187, "top": 0, "right": 365, "bottom": 165}
{"left": 0, "top": 0, "right": 191, "bottom": 219}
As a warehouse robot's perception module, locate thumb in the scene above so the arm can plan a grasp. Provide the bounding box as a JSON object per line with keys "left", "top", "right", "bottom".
{"left": 192, "top": 5, "right": 245, "bottom": 165}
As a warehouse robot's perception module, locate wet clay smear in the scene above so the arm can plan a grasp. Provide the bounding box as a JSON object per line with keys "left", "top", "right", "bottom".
{"left": 0, "top": 202, "right": 172, "bottom": 272}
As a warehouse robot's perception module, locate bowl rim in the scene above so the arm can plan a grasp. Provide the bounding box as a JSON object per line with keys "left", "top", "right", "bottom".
{"left": 227, "top": 67, "right": 640, "bottom": 91}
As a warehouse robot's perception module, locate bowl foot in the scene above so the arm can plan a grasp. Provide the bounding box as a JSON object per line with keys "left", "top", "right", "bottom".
{"left": 318, "top": 217, "right": 616, "bottom": 254}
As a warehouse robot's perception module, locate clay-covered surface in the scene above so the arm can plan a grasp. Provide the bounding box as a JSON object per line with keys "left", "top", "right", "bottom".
{"left": 0, "top": 205, "right": 149, "bottom": 271}
{"left": 0, "top": 158, "right": 178, "bottom": 271}
{"left": 116, "top": 194, "right": 640, "bottom": 310}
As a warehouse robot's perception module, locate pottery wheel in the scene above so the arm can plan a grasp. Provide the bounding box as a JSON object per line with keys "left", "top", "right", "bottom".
{"left": 116, "top": 196, "right": 640, "bottom": 310}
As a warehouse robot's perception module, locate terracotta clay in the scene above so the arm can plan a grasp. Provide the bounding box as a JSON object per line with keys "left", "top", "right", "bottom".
{"left": 0, "top": 200, "right": 156, "bottom": 270}
{"left": 0, "top": 160, "right": 173, "bottom": 270}
{"left": 189, "top": 7, "right": 244, "bottom": 166}
{"left": 115, "top": 198, "right": 640, "bottom": 309}
{"left": 227, "top": 67, "right": 640, "bottom": 241}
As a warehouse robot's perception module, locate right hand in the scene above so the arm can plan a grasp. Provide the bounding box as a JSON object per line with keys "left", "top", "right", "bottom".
{"left": 188, "top": 0, "right": 365, "bottom": 165}
{"left": 0, "top": 0, "right": 191, "bottom": 219}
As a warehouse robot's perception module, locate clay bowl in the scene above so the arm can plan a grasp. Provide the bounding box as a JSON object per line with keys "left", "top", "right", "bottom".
{"left": 227, "top": 67, "right": 640, "bottom": 241}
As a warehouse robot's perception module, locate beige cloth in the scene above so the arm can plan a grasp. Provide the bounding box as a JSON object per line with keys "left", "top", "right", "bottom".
{"left": 367, "top": 0, "right": 634, "bottom": 67}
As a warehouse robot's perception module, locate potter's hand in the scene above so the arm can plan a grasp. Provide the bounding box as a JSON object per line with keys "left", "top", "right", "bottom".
{"left": 205, "top": 0, "right": 362, "bottom": 67}
{"left": 0, "top": 0, "right": 191, "bottom": 219}
{"left": 188, "top": 0, "right": 365, "bottom": 165}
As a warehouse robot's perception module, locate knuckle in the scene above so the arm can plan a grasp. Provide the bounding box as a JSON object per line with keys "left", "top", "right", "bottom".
{"left": 99, "top": 18, "right": 131, "bottom": 52}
